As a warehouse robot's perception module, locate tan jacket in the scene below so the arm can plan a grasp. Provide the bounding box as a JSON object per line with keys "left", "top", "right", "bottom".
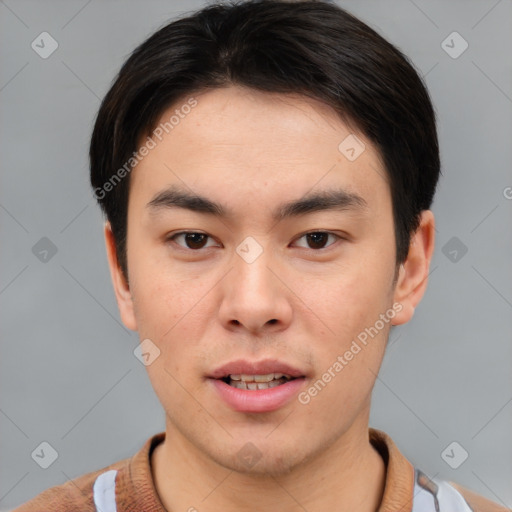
{"left": 12, "top": 428, "right": 509, "bottom": 511}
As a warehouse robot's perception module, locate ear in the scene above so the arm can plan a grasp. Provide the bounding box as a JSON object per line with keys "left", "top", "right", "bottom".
{"left": 104, "top": 222, "right": 138, "bottom": 331}
{"left": 391, "top": 210, "right": 435, "bottom": 326}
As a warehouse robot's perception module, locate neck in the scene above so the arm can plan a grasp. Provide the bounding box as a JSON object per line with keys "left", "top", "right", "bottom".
{"left": 151, "top": 418, "right": 386, "bottom": 512}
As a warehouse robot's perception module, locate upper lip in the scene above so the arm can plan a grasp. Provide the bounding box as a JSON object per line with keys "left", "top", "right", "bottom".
{"left": 208, "top": 359, "right": 306, "bottom": 379}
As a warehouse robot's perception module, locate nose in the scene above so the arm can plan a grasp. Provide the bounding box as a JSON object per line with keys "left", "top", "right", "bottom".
{"left": 218, "top": 243, "right": 293, "bottom": 335}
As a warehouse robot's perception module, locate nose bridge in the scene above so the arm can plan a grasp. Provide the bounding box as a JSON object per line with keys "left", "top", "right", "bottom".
{"left": 232, "top": 235, "right": 277, "bottom": 299}
{"left": 219, "top": 234, "right": 292, "bottom": 332}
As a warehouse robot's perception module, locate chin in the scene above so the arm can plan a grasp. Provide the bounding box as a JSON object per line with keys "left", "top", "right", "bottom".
{"left": 211, "top": 441, "right": 310, "bottom": 478}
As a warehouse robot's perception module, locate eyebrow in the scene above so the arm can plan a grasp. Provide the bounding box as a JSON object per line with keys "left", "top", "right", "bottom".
{"left": 146, "top": 184, "right": 368, "bottom": 222}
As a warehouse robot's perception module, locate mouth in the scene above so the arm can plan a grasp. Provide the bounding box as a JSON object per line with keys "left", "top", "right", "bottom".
{"left": 208, "top": 359, "right": 307, "bottom": 413}
{"left": 219, "top": 373, "right": 298, "bottom": 390}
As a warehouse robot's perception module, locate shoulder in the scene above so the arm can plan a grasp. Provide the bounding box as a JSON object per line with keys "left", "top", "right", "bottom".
{"left": 413, "top": 469, "right": 510, "bottom": 512}
{"left": 369, "top": 429, "right": 508, "bottom": 512}
{"left": 11, "top": 458, "right": 128, "bottom": 512}
{"left": 449, "top": 480, "right": 511, "bottom": 512}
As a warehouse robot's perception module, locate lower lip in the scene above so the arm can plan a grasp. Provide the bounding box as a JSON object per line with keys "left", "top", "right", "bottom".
{"left": 210, "top": 378, "right": 306, "bottom": 413}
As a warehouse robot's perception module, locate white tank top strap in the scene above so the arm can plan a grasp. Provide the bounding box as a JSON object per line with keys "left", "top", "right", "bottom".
{"left": 93, "top": 469, "right": 118, "bottom": 512}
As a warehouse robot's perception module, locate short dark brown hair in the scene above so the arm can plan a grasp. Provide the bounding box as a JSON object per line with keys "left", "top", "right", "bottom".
{"left": 90, "top": 0, "right": 440, "bottom": 279}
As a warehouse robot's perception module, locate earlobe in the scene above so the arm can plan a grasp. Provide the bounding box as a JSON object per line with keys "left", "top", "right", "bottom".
{"left": 391, "top": 210, "right": 435, "bottom": 326}
{"left": 104, "top": 222, "right": 138, "bottom": 331}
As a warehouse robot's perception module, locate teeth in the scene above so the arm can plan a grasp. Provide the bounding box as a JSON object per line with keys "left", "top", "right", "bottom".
{"left": 253, "top": 374, "right": 272, "bottom": 383}
{"left": 230, "top": 380, "right": 287, "bottom": 390}
{"left": 232, "top": 373, "right": 291, "bottom": 382}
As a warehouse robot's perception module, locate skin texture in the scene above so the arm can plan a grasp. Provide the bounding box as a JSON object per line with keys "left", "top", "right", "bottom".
{"left": 104, "top": 85, "right": 435, "bottom": 511}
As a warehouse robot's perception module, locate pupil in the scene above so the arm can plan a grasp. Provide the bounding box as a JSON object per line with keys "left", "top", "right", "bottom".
{"left": 186, "top": 233, "right": 207, "bottom": 249}
{"left": 307, "top": 232, "right": 328, "bottom": 249}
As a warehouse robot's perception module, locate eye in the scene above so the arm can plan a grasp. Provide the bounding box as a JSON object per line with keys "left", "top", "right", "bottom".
{"left": 167, "top": 232, "right": 219, "bottom": 250}
{"left": 292, "top": 231, "right": 341, "bottom": 250}
{"left": 167, "top": 230, "right": 342, "bottom": 252}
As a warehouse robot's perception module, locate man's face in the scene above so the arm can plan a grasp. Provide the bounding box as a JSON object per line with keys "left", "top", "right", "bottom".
{"left": 114, "top": 85, "right": 407, "bottom": 474}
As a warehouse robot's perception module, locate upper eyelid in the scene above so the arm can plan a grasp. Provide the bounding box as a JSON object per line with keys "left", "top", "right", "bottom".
{"left": 168, "top": 231, "right": 220, "bottom": 247}
{"left": 292, "top": 231, "right": 341, "bottom": 248}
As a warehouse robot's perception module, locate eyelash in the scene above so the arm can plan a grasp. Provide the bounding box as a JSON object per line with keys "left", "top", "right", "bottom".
{"left": 166, "top": 230, "right": 343, "bottom": 252}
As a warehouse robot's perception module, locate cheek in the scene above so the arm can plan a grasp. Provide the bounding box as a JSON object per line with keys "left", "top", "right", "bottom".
{"left": 310, "top": 359, "right": 380, "bottom": 421}
{"left": 130, "top": 262, "right": 219, "bottom": 376}
{"left": 305, "top": 259, "right": 393, "bottom": 333}
{"left": 145, "top": 359, "right": 202, "bottom": 430}
{"left": 301, "top": 308, "right": 389, "bottom": 418}
{"left": 130, "top": 251, "right": 207, "bottom": 336}
{"left": 300, "top": 255, "right": 393, "bottom": 387}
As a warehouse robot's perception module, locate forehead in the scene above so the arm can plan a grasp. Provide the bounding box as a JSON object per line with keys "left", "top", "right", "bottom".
{"left": 129, "top": 86, "right": 390, "bottom": 216}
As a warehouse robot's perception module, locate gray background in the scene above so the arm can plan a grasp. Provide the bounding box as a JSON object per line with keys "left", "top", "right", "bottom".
{"left": 1, "top": 0, "right": 511, "bottom": 509}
